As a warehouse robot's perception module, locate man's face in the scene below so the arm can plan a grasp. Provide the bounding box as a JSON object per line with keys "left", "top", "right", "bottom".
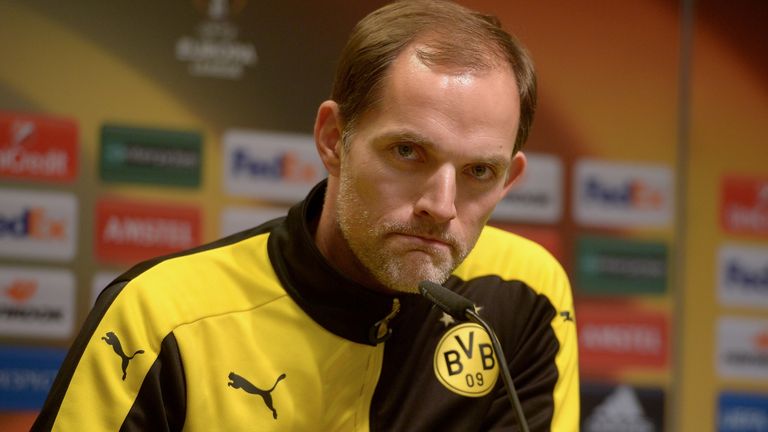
{"left": 334, "top": 47, "right": 523, "bottom": 294}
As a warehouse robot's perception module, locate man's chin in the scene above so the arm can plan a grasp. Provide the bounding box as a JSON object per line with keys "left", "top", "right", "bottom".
{"left": 357, "top": 246, "right": 456, "bottom": 294}
{"left": 380, "top": 265, "right": 452, "bottom": 294}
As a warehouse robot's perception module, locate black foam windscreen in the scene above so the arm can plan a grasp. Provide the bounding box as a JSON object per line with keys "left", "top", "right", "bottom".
{"left": 418, "top": 280, "right": 474, "bottom": 321}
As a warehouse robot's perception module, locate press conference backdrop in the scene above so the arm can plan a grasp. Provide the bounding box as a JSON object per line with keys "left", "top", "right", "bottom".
{"left": 0, "top": 1, "right": 766, "bottom": 430}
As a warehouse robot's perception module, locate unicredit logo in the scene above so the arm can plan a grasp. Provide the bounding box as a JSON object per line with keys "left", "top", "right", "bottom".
{"left": 0, "top": 112, "right": 78, "bottom": 182}
{"left": 0, "top": 146, "right": 69, "bottom": 177}
{"left": 232, "top": 149, "right": 318, "bottom": 182}
{"left": 0, "top": 208, "right": 67, "bottom": 240}
{"left": 722, "top": 180, "right": 768, "bottom": 235}
{"left": 584, "top": 177, "right": 663, "bottom": 209}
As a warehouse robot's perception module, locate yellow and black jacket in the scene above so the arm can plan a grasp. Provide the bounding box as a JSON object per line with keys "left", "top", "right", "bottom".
{"left": 34, "top": 181, "right": 579, "bottom": 431}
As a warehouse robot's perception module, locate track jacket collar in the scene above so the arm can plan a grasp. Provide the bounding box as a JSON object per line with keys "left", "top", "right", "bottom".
{"left": 268, "top": 180, "right": 406, "bottom": 346}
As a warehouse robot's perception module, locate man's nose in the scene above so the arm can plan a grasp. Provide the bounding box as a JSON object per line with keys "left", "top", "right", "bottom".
{"left": 414, "top": 167, "right": 458, "bottom": 223}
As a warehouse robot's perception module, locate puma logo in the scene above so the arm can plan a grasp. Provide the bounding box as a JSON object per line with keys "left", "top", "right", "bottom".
{"left": 102, "top": 331, "right": 144, "bottom": 381}
{"left": 227, "top": 372, "right": 287, "bottom": 419}
{"left": 559, "top": 311, "right": 574, "bottom": 322}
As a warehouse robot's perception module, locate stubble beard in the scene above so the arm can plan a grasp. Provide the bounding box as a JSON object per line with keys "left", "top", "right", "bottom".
{"left": 336, "top": 170, "right": 474, "bottom": 294}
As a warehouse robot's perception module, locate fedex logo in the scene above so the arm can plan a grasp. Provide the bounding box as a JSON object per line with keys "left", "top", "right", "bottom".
{"left": 224, "top": 129, "right": 326, "bottom": 203}
{"left": 232, "top": 149, "right": 318, "bottom": 183}
{"left": 718, "top": 244, "right": 768, "bottom": 309}
{"left": 0, "top": 208, "right": 67, "bottom": 240}
{"left": 583, "top": 177, "right": 663, "bottom": 209}
{"left": 0, "top": 189, "right": 77, "bottom": 261}
{"left": 0, "top": 111, "right": 78, "bottom": 182}
{"left": 726, "top": 262, "right": 768, "bottom": 290}
{"left": 573, "top": 159, "right": 673, "bottom": 228}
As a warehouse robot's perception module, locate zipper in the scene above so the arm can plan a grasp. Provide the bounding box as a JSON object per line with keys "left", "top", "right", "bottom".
{"left": 368, "top": 298, "right": 401, "bottom": 344}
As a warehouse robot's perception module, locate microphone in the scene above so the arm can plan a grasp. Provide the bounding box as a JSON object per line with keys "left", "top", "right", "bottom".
{"left": 418, "top": 281, "right": 530, "bottom": 432}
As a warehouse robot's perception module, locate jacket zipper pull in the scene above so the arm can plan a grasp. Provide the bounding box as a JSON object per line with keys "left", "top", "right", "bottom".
{"left": 368, "top": 298, "right": 401, "bottom": 344}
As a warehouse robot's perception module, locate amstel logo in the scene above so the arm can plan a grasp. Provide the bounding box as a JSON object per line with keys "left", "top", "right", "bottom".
{"left": 433, "top": 323, "right": 498, "bottom": 397}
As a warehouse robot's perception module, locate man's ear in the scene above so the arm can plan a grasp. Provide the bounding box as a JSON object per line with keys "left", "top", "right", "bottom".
{"left": 314, "top": 100, "right": 344, "bottom": 177}
{"left": 502, "top": 151, "right": 527, "bottom": 195}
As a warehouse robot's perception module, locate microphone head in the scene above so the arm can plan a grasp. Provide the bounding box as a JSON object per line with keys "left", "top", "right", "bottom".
{"left": 418, "top": 280, "right": 474, "bottom": 321}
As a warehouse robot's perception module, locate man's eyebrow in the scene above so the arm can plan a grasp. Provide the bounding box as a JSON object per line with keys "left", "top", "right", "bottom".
{"left": 375, "top": 130, "right": 433, "bottom": 146}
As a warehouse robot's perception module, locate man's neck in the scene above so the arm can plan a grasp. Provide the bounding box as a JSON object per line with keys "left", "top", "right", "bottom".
{"left": 313, "top": 184, "right": 392, "bottom": 294}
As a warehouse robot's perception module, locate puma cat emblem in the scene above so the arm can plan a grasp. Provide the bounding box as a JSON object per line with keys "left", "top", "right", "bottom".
{"left": 102, "top": 331, "right": 144, "bottom": 381}
{"left": 227, "top": 372, "right": 287, "bottom": 419}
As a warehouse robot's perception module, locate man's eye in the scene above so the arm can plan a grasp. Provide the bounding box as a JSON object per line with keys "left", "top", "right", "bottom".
{"left": 469, "top": 165, "right": 493, "bottom": 180}
{"left": 395, "top": 144, "right": 418, "bottom": 160}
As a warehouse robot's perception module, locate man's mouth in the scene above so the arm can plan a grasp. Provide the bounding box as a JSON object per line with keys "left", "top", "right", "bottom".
{"left": 391, "top": 232, "right": 453, "bottom": 251}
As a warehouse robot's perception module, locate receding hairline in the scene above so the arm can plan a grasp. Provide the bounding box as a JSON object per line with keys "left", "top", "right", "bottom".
{"left": 334, "top": 0, "right": 536, "bottom": 153}
{"left": 342, "top": 38, "right": 519, "bottom": 149}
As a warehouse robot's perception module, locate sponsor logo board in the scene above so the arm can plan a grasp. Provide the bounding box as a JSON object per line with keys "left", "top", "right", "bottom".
{"left": 577, "top": 236, "right": 668, "bottom": 295}
{"left": 489, "top": 223, "right": 563, "bottom": 262}
{"left": 0, "top": 346, "right": 66, "bottom": 410}
{"left": 577, "top": 302, "right": 668, "bottom": 375}
{"left": 223, "top": 129, "right": 325, "bottom": 203}
{"left": 581, "top": 383, "right": 664, "bottom": 432}
{"left": 0, "top": 188, "right": 78, "bottom": 261}
{"left": 95, "top": 198, "right": 202, "bottom": 264}
{"left": 0, "top": 111, "right": 78, "bottom": 182}
{"left": 100, "top": 124, "right": 202, "bottom": 187}
{"left": 573, "top": 159, "right": 673, "bottom": 228}
{"left": 176, "top": 1, "right": 257, "bottom": 79}
{"left": 717, "top": 316, "right": 768, "bottom": 380}
{"left": 718, "top": 243, "right": 768, "bottom": 309}
{"left": 219, "top": 206, "right": 288, "bottom": 237}
{"left": 0, "top": 266, "right": 75, "bottom": 339}
{"left": 718, "top": 391, "right": 768, "bottom": 432}
{"left": 721, "top": 175, "right": 768, "bottom": 237}
{"left": 492, "top": 153, "right": 563, "bottom": 223}
{"left": 91, "top": 271, "right": 122, "bottom": 306}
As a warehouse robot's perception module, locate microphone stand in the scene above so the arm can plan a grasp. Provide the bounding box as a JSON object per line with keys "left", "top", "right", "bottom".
{"left": 419, "top": 280, "right": 530, "bottom": 432}
{"left": 465, "top": 308, "right": 530, "bottom": 432}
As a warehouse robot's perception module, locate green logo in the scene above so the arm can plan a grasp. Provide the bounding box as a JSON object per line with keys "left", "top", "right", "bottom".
{"left": 100, "top": 124, "right": 202, "bottom": 187}
{"left": 576, "top": 236, "right": 667, "bottom": 295}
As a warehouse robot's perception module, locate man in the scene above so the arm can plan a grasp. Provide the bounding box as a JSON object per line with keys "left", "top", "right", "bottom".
{"left": 34, "top": 1, "right": 578, "bottom": 430}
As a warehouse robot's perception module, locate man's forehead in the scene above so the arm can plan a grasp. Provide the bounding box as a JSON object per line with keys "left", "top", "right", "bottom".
{"left": 398, "top": 42, "right": 506, "bottom": 77}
